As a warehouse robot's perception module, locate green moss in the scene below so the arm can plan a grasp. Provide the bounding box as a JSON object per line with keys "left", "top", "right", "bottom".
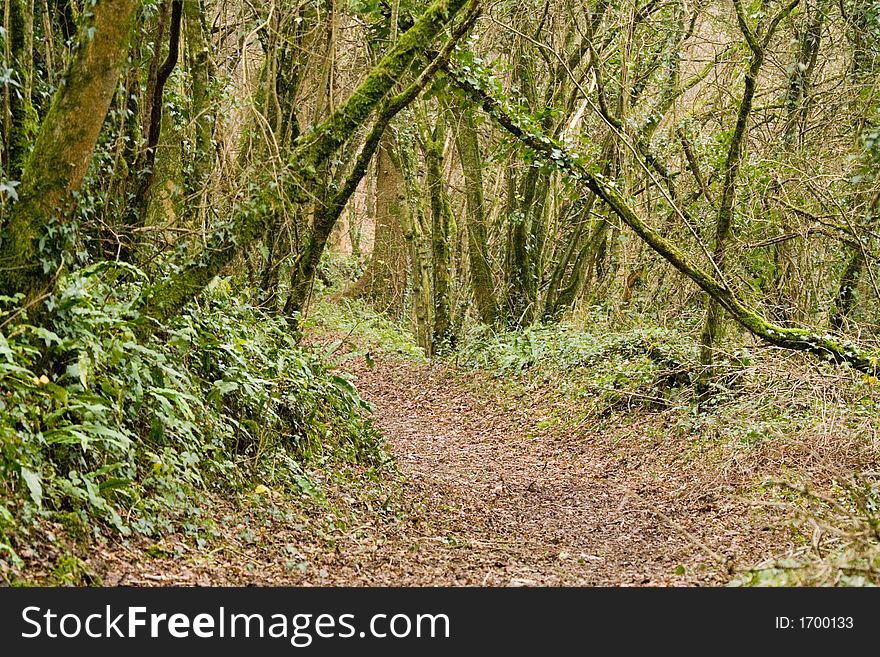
{"left": 56, "top": 511, "right": 89, "bottom": 541}
{"left": 52, "top": 554, "right": 95, "bottom": 586}
{"left": 0, "top": 0, "right": 141, "bottom": 302}
{"left": 145, "top": 544, "right": 174, "bottom": 559}
{"left": 453, "top": 98, "right": 499, "bottom": 326}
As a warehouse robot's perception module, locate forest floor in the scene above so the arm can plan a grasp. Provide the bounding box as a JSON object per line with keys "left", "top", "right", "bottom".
{"left": 87, "top": 347, "right": 794, "bottom": 587}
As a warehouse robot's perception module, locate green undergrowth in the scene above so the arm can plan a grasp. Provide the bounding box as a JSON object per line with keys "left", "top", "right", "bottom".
{"left": 454, "top": 321, "right": 698, "bottom": 416}
{"left": 0, "top": 263, "right": 385, "bottom": 582}
{"left": 304, "top": 295, "right": 427, "bottom": 361}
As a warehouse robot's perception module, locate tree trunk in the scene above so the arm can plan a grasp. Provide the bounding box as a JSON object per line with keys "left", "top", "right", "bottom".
{"left": 452, "top": 97, "right": 498, "bottom": 326}
{"left": 424, "top": 110, "right": 455, "bottom": 353}
{"left": 699, "top": 0, "right": 798, "bottom": 374}
{"left": 345, "top": 131, "right": 408, "bottom": 317}
{"left": 123, "top": 0, "right": 183, "bottom": 239}
{"left": 0, "top": 0, "right": 140, "bottom": 304}
{"left": 830, "top": 247, "right": 864, "bottom": 330}
{"left": 399, "top": 127, "right": 433, "bottom": 352}
{"left": 183, "top": 0, "right": 215, "bottom": 201}
{"left": 5, "top": 0, "right": 38, "bottom": 180}
{"left": 782, "top": 2, "right": 825, "bottom": 149}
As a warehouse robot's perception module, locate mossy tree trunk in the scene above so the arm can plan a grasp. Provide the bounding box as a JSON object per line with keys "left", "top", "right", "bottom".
{"left": 182, "top": 0, "right": 215, "bottom": 202}
{"left": 121, "top": 0, "right": 183, "bottom": 239}
{"left": 503, "top": 164, "right": 547, "bottom": 327}
{"left": 0, "top": 0, "right": 140, "bottom": 305}
{"left": 827, "top": 0, "right": 878, "bottom": 331}
{"left": 830, "top": 247, "right": 865, "bottom": 330}
{"left": 423, "top": 107, "right": 456, "bottom": 353}
{"left": 5, "top": 0, "right": 38, "bottom": 181}
{"left": 248, "top": 6, "right": 309, "bottom": 311}
{"left": 345, "top": 130, "right": 408, "bottom": 316}
{"left": 399, "top": 124, "right": 434, "bottom": 352}
{"left": 782, "top": 1, "right": 825, "bottom": 149}
{"left": 452, "top": 96, "right": 498, "bottom": 326}
{"left": 542, "top": 137, "right": 618, "bottom": 319}
{"left": 543, "top": 194, "right": 602, "bottom": 318}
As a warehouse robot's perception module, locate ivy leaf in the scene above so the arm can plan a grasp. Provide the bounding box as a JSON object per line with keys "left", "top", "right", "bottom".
{"left": 21, "top": 468, "right": 43, "bottom": 507}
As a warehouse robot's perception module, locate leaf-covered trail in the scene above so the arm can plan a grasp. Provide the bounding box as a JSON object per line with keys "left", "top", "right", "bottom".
{"left": 341, "top": 357, "right": 772, "bottom": 585}
{"left": 99, "top": 355, "right": 785, "bottom": 586}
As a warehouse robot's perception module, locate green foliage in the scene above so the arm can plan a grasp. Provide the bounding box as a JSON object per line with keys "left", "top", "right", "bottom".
{"left": 306, "top": 295, "right": 427, "bottom": 361}
{"left": 52, "top": 554, "right": 93, "bottom": 586}
{"left": 312, "top": 251, "right": 367, "bottom": 293}
{"left": 0, "top": 263, "right": 383, "bottom": 571}
{"left": 860, "top": 105, "right": 880, "bottom": 181}
{"left": 456, "top": 322, "right": 691, "bottom": 373}
{"left": 454, "top": 321, "right": 695, "bottom": 414}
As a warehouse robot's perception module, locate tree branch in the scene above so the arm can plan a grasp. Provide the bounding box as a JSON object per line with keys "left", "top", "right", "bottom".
{"left": 447, "top": 60, "right": 880, "bottom": 375}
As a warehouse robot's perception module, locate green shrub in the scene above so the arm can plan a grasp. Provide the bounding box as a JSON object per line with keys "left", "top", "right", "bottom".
{"left": 0, "top": 263, "right": 383, "bottom": 569}
{"left": 453, "top": 322, "right": 696, "bottom": 415}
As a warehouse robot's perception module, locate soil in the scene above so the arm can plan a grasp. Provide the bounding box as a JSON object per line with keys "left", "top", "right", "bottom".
{"left": 92, "top": 354, "right": 790, "bottom": 586}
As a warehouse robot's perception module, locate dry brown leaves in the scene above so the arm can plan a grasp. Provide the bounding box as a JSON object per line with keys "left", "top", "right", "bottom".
{"left": 89, "top": 349, "right": 817, "bottom": 587}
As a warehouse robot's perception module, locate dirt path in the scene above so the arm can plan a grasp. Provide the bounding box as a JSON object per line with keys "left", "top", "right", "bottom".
{"left": 97, "top": 356, "right": 784, "bottom": 586}
{"left": 340, "top": 358, "right": 772, "bottom": 586}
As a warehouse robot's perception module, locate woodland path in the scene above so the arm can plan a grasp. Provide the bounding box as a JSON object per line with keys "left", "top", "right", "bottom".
{"left": 99, "top": 354, "right": 783, "bottom": 586}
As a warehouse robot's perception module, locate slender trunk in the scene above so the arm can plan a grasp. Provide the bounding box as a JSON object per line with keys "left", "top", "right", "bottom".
{"left": 699, "top": 53, "right": 763, "bottom": 371}
{"left": 5, "top": 0, "right": 38, "bottom": 180}
{"left": 425, "top": 112, "right": 455, "bottom": 352}
{"left": 124, "top": 0, "right": 183, "bottom": 235}
{"left": 504, "top": 165, "right": 543, "bottom": 326}
{"left": 543, "top": 194, "right": 600, "bottom": 318}
{"left": 183, "top": 0, "right": 214, "bottom": 200}
{"left": 349, "top": 164, "right": 368, "bottom": 258}
{"left": 700, "top": 0, "right": 800, "bottom": 372}
{"left": 782, "top": 3, "right": 825, "bottom": 149}
{"left": 399, "top": 128, "right": 433, "bottom": 352}
{"left": 452, "top": 97, "right": 498, "bottom": 326}
{"left": 827, "top": 0, "right": 877, "bottom": 330}
{"left": 830, "top": 248, "right": 864, "bottom": 330}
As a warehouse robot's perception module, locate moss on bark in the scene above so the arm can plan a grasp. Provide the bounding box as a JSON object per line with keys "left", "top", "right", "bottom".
{"left": 452, "top": 96, "right": 499, "bottom": 326}
{"left": 140, "top": 0, "right": 475, "bottom": 330}
{"left": 345, "top": 130, "right": 408, "bottom": 316}
{"left": 0, "top": 0, "right": 140, "bottom": 303}
{"left": 425, "top": 112, "right": 455, "bottom": 353}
